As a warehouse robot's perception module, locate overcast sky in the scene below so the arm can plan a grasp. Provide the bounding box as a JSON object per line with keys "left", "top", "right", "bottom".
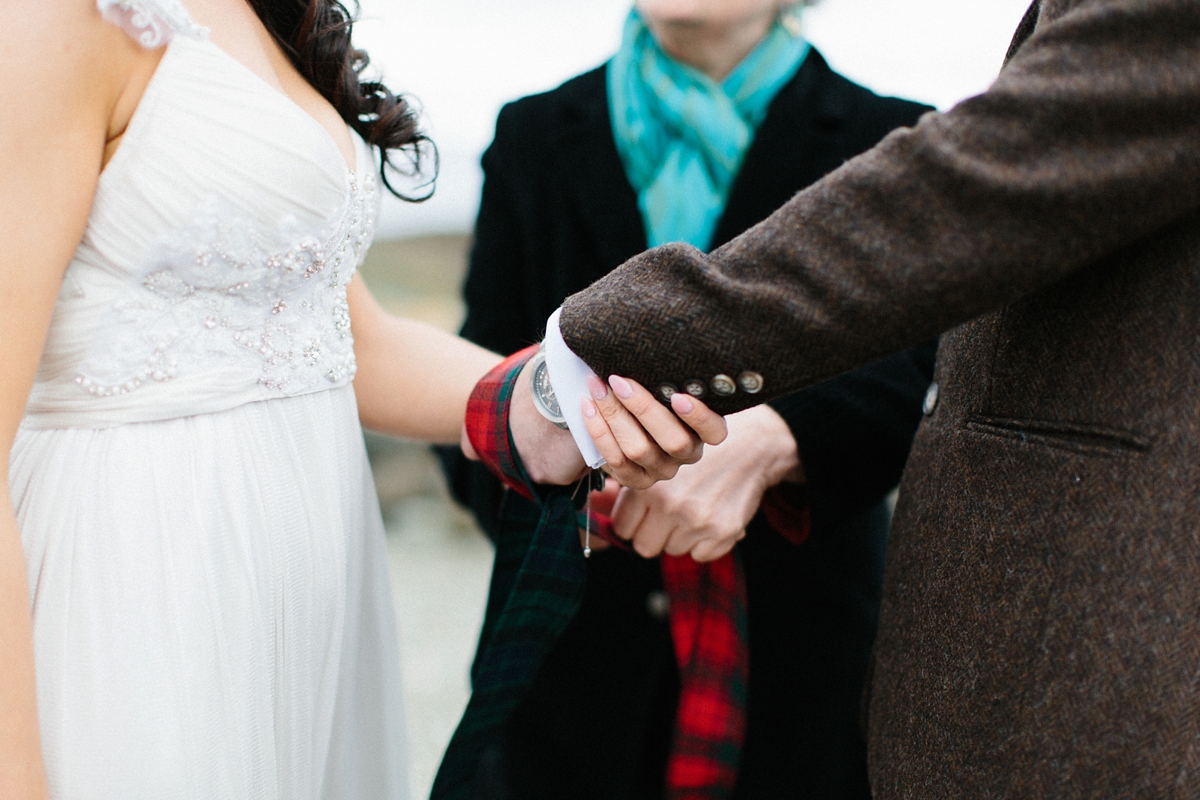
{"left": 352, "top": 0, "right": 1034, "bottom": 239}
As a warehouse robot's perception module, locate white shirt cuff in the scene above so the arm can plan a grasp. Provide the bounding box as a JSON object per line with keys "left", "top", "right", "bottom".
{"left": 543, "top": 307, "right": 605, "bottom": 469}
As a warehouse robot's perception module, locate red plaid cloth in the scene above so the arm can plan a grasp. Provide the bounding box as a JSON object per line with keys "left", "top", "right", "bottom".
{"left": 467, "top": 356, "right": 811, "bottom": 799}
{"left": 589, "top": 492, "right": 809, "bottom": 799}
{"left": 660, "top": 551, "right": 748, "bottom": 798}
{"left": 464, "top": 345, "right": 539, "bottom": 502}
{"left": 761, "top": 484, "right": 811, "bottom": 547}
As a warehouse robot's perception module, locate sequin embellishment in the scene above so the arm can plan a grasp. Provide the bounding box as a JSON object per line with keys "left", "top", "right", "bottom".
{"left": 75, "top": 170, "right": 377, "bottom": 398}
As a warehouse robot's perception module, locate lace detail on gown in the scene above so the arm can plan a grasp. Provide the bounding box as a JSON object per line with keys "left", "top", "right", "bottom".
{"left": 97, "top": 0, "right": 208, "bottom": 47}
{"left": 75, "top": 170, "right": 377, "bottom": 397}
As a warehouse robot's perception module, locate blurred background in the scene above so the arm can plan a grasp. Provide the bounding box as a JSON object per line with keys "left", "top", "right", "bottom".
{"left": 351, "top": 0, "right": 1033, "bottom": 795}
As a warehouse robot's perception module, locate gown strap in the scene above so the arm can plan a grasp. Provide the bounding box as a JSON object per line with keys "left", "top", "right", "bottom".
{"left": 97, "top": 0, "right": 208, "bottom": 48}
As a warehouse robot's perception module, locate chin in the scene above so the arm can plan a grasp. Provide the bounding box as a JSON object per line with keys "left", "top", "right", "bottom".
{"left": 636, "top": 0, "right": 783, "bottom": 28}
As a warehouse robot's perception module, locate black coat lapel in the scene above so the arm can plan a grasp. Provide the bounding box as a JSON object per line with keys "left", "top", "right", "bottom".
{"left": 548, "top": 68, "right": 648, "bottom": 278}
{"left": 712, "top": 50, "right": 850, "bottom": 250}
{"left": 547, "top": 51, "right": 919, "bottom": 266}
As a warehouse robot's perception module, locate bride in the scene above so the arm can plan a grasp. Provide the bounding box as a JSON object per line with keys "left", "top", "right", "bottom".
{"left": 0, "top": 1, "right": 726, "bottom": 797}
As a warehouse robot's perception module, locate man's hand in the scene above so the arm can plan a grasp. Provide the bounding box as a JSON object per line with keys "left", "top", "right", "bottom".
{"left": 610, "top": 405, "right": 802, "bottom": 562}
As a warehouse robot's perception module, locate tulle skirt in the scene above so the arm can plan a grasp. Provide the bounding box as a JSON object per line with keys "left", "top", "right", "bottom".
{"left": 10, "top": 386, "right": 409, "bottom": 800}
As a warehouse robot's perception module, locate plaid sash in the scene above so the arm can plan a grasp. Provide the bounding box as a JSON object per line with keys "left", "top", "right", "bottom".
{"left": 433, "top": 347, "right": 592, "bottom": 800}
{"left": 435, "top": 349, "right": 810, "bottom": 799}
{"left": 589, "top": 488, "right": 808, "bottom": 800}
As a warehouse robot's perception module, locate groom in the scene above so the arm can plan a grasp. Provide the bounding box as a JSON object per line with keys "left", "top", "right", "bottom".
{"left": 519, "top": 0, "right": 1200, "bottom": 796}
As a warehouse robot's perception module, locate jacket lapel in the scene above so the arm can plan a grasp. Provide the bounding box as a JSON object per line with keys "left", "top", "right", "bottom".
{"left": 712, "top": 50, "right": 846, "bottom": 250}
{"left": 549, "top": 69, "right": 648, "bottom": 278}
{"left": 1005, "top": 0, "right": 1042, "bottom": 63}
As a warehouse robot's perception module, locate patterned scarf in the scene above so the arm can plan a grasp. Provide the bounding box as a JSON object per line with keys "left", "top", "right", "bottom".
{"left": 608, "top": 7, "right": 811, "bottom": 251}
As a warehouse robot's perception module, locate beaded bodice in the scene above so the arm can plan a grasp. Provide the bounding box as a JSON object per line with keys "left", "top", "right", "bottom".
{"left": 24, "top": 3, "right": 379, "bottom": 428}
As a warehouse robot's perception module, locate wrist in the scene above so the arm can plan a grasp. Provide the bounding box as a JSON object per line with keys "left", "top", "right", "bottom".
{"left": 509, "top": 359, "right": 586, "bottom": 486}
{"left": 725, "top": 405, "right": 803, "bottom": 488}
{"left": 464, "top": 345, "right": 540, "bottom": 500}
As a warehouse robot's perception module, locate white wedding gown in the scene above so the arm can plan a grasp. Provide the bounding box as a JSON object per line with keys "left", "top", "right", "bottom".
{"left": 9, "top": 2, "right": 410, "bottom": 798}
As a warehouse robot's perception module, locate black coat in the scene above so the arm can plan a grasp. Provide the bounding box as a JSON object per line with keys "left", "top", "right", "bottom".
{"left": 438, "top": 50, "right": 936, "bottom": 800}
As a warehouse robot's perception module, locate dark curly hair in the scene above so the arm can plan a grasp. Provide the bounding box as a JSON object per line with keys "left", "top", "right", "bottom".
{"left": 248, "top": 0, "right": 435, "bottom": 200}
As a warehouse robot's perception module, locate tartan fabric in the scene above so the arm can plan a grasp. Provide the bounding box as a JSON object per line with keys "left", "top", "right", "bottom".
{"left": 662, "top": 551, "right": 749, "bottom": 799}
{"left": 433, "top": 492, "right": 587, "bottom": 800}
{"left": 463, "top": 345, "right": 539, "bottom": 502}
{"left": 589, "top": 509, "right": 809, "bottom": 799}
{"left": 433, "top": 345, "right": 589, "bottom": 800}
{"left": 444, "top": 347, "right": 810, "bottom": 800}
{"left": 760, "top": 484, "right": 811, "bottom": 547}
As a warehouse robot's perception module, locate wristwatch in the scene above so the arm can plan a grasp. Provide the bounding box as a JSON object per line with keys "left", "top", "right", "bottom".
{"left": 528, "top": 344, "right": 569, "bottom": 430}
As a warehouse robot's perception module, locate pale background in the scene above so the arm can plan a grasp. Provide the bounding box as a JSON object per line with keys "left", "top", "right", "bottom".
{"left": 355, "top": 1, "right": 1034, "bottom": 796}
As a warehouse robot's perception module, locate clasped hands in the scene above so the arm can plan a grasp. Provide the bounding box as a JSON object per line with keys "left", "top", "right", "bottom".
{"left": 504, "top": 364, "right": 729, "bottom": 488}
{"left": 465, "top": 359, "right": 802, "bottom": 563}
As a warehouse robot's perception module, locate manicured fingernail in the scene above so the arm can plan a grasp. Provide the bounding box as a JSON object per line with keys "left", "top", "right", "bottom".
{"left": 609, "top": 375, "right": 633, "bottom": 399}
{"left": 671, "top": 393, "right": 695, "bottom": 415}
{"left": 587, "top": 374, "right": 608, "bottom": 400}
{"left": 582, "top": 397, "right": 598, "bottom": 418}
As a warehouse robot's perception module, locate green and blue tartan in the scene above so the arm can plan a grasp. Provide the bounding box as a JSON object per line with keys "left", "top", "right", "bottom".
{"left": 439, "top": 344, "right": 807, "bottom": 800}
{"left": 433, "top": 348, "right": 597, "bottom": 800}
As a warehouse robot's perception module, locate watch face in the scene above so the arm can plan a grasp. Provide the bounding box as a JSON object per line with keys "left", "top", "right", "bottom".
{"left": 532, "top": 357, "right": 564, "bottom": 419}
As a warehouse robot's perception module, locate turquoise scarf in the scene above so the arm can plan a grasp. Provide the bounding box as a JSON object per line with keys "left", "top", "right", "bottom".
{"left": 608, "top": 8, "right": 811, "bottom": 251}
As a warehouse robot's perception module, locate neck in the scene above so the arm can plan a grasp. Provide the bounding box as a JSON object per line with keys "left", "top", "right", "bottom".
{"left": 645, "top": 10, "right": 777, "bottom": 82}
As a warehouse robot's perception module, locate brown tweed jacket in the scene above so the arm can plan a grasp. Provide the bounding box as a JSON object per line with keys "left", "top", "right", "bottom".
{"left": 558, "top": 0, "right": 1200, "bottom": 796}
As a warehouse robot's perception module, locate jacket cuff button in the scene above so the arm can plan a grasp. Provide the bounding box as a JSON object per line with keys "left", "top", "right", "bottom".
{"left": 737, "top": 371, "right": 764, "bottom": 394}
{"left": 711, "top": 374, "right": 737, "bottom": 396}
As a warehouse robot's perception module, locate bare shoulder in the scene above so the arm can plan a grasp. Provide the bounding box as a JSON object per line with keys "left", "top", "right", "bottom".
{"left": 0, "top": 1, "right": 157, "bottom": 441}
{"left": 1, "top": 0, "right": 154, "bottom": 130}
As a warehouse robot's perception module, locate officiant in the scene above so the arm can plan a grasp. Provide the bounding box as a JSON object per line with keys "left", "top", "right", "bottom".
{"left": 438, "top": 1, "right": 940, "bottom": 797}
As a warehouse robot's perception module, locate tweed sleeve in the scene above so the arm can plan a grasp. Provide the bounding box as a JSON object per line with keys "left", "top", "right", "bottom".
{"left": 558, "top": 0, "right": 1200, "bottom": 414}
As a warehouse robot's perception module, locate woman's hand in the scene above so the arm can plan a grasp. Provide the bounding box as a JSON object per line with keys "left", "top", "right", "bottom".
{"left": 610, "top": 405, "right": 802, "bottom": 562}
{"left": 508, "top": 371, "right": 727, "bottom": 488}
{"left": 580, "top": 375, "right": 727, "bottom": 489}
